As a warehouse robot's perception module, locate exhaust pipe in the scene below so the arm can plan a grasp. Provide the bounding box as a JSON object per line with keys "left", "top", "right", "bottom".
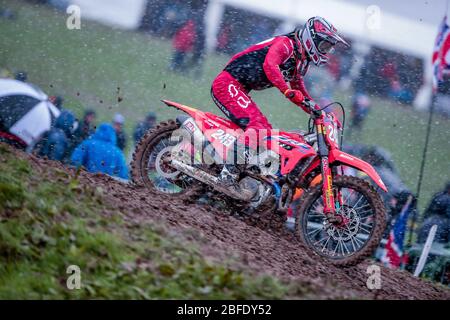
{"left": 170, "top": 158, "right": 255, "bottom": 202}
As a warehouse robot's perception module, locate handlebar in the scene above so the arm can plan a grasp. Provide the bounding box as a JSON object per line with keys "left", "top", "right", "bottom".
{"left": 302, "top": 98, "right": 323, "bottom": 117}
{"left": 285, "top": 92, "right": 327, "bottom": 117}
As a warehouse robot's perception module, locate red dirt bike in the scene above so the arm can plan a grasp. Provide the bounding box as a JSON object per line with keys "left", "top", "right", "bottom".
{"left": 132, "top": 99, "right": 387, "bottom": 266}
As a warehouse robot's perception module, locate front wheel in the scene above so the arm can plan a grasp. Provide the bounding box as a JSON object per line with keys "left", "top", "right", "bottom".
{"left": 295, "top": 175, "right": 386, "bottom": 267}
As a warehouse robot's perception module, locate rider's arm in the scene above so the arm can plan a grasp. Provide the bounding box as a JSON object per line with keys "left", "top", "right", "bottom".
{"left": 290, "top": 76, "right": 312, "bottom": 101}
{"left": 288, "top": 77, "right": 315, "bottom": 113}
{"left": 263, "top": 36, "right": 294, "bottom": 94}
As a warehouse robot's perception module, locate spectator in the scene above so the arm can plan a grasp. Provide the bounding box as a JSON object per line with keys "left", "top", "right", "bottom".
{"left": 169, "top": 19, "right": 196, "bottom": 72}
{"left": 73, "top": 109, "right": 96, "bottom": 145}
{"left": 138, "top": 0, "right": 165, "bottom": 33}
{"left": 380, "top": 61, "right": 397, "bottom": 83}
{"left": 134, "top": 112, "right": 157, "bottom": 143}
{"left": 159, "top": 1, "right": 189, "bottom": 37}
{"left": 14, "top": 71, "right": 27, "bottom": 82}
{"left": 190, "top": 0, "right": 207, "bottom": 75}
{"left": 71, "top": 123, "right": 128, "bottom": 180}
{"left": 112, "top": 113, "right": 126, "bottom": 151}
{"left": 350, "top": 93, "right": 371, "bottom": 130}
{"left": 385, "top": 190, "right": 417, "bottom": 235}
{"left": 388, "top": 80, "right": 414, "bottom": 105}
{"left": 38, "top": 110, "right": 77, "bottom": 162}
{"left": 0, "top": 7, "right": 16, "bottom": 20}
{"left": 217, "top": 25, "right": 232, "bottom": 53}
{"left": 418, "top": 182, "right": 450, "bottom": 244}
{"left": 165, "top": 0, "right": 206, "bottom": 76}
{"left": 49, "top": 95, "right": 64, "bottom": 110}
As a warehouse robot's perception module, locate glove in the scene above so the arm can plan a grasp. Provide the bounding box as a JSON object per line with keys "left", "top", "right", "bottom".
{"left": 284, "top": 89, "right": 304, "bottom": 105}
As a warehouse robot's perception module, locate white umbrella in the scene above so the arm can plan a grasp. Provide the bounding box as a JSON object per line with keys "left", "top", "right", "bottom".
{"left": 0, "top": 79, "right": 60, "bottom": 146}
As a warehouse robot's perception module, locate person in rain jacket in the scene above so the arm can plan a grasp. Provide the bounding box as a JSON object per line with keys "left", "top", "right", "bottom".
{"left": 39, "top": 110, "right": 77, "bottom": 162}
{"left": 112, "top": 113, "right": 127, "bottom": 151}
{"left": 169, "top": 19, "right": 196, "bottom": 71}
{"left": 73, "top": 109, "right": 96, "bottom": 146}
{"left": 418, "top": 182, "right": 450, "bottom": 244}
{"left": 71, "top": 123, "right": 129, "bottom": 180}
{"left": 133, "top": 112, "right": 157, "bottom": 143}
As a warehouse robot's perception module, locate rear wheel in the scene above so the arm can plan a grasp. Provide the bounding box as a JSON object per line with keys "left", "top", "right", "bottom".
{"left": 131, "top": 120, "right": 201, "bottom": 199}
{"left": 295, "top": 175, "right": 386, "bottom": 266}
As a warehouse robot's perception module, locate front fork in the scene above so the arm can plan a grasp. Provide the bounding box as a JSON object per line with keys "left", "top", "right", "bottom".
{"left": 320, "top": 156, "right": 336, "bottom": 214}
{"left": 316, "top": 122, "right": 339, "bottom": 215}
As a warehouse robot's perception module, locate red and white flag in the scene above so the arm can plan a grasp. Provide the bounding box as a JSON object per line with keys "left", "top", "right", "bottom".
{"left": 432, "top": 15, "right": 450, "bottom": 92}
{"left": 380, "top": 196, "right": 413, "bottom": 269}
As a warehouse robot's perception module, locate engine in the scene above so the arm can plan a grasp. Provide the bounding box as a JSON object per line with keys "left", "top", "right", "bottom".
{"left": 238, "top": 176, "right": 273, "bottom": 208}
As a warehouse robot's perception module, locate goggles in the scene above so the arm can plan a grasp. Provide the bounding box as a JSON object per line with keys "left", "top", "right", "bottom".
{"left": 317, "top": 39, "right": 335, "bottom": 54}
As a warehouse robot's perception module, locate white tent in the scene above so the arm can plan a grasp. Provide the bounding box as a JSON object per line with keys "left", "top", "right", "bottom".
{"left": 206, "top": 0, "right": 446, "bottom": 58}
{"left": 67, "top": 0, "right": 446, "bottom": 61}
{"left": 70, "top": 0, "right": 147, "bottom": 29}
{"left": 65, "top": 0, "right": 446, "bottom": 107}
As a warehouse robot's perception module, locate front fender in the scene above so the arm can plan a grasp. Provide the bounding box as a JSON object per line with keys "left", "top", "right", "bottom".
{"left": 329, "top": 149, "right": 388, "bottom": 192}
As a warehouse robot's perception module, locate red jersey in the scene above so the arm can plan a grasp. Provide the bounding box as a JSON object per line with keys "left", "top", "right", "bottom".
{"left": 173, "top": 20, "right": 196, "bottom": 52}
{"left": 223, "top": 36, "right": 312, "bottom": 99}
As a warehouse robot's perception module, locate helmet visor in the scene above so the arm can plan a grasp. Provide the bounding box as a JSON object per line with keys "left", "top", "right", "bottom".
{"left": 317, "top": 40, "right": 335, "bottom": 54}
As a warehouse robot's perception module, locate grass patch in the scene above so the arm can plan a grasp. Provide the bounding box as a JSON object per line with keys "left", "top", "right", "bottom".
{"left": 0, "top": 145, "right": 294, "bottom": 299}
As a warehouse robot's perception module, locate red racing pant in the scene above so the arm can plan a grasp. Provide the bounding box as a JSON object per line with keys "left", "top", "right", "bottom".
{"left": 211, "top": 71, "right": 272, "bottom": 131}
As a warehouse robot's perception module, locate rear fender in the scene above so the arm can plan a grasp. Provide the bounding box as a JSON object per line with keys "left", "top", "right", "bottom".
{"left": 162, "top": 99, "right": 200, "bottom": 118}
{"left": 161, "top": 99, "right": 240, "bottom": 161}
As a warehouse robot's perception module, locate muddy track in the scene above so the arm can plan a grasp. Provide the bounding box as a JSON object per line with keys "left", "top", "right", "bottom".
{"left": 12, "top": 146, "right": 450, "bottom": 299}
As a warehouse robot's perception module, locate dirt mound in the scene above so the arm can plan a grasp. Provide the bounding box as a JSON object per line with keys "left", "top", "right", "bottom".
{"left": 14, "top": 147, "right": 450, "bottom": 299}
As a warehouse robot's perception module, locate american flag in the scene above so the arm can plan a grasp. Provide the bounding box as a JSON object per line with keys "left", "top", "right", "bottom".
{"left": 380, "top": 195, "right": 414, "bottom": 268}
{"left": 432, "top": 15, "right": 450, "bottom": 92}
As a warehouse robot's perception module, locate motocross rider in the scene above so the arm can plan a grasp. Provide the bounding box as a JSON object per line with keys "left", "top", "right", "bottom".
{"left": 211, "top": 16, "right": 349, "bottom": 180}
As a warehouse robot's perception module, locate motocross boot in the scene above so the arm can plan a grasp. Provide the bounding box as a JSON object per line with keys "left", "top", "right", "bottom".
{"left": 219, "top": 133, "right": 251, "bottom": 185}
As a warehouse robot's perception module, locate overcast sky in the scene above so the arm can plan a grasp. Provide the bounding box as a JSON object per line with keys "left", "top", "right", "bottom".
{"left": 341, "top": 0, "right": 448, "bottom": 26}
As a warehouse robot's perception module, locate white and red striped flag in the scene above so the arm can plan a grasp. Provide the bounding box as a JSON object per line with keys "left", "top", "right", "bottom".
{"left": 432, "top": 15, "right": 450, "bottom": 92}
{"left": 380, "top": 196, "right": 414, "bottom": 268}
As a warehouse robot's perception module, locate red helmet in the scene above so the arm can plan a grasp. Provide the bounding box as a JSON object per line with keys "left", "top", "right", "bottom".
{"left": 296, "top": 17, "right": 349, "bottom": 66}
